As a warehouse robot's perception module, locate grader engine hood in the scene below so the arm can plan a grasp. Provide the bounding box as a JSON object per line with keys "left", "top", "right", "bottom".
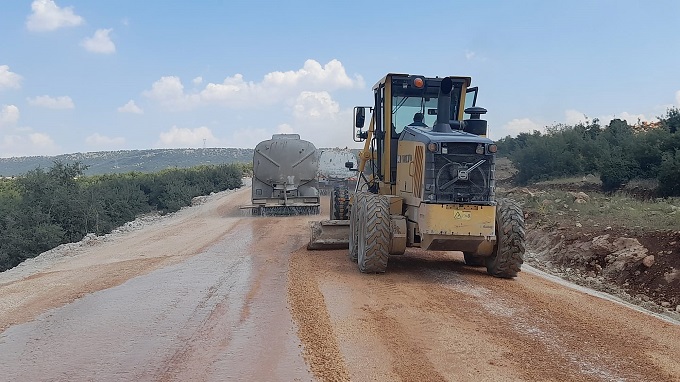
{"left": 400, "top": 129, "right": 497, "bottom": 204}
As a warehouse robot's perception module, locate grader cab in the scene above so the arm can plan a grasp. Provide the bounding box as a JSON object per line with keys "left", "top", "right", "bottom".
{"left": 308, "top": 74, "right": 526, "bottom": 278}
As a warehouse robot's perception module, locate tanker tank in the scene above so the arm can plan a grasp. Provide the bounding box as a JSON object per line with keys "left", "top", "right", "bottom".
{"left": 244, "top": 134, "right": 320, "bottom": 215}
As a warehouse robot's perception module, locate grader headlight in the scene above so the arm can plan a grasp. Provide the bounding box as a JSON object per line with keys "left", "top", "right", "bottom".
{"left": 427, "top": 142, "right": 438, "bottom": 153}
{"left": 488, "top": 144, "right": 498, "bottom": 154}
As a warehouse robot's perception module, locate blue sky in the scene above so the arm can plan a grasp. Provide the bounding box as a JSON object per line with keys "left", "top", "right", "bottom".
{"left": 1, "top": 0, "right": 679, "bottom": 158}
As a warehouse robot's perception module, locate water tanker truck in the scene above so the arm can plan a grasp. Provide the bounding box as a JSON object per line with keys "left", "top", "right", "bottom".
{"left": 242, "top": 134, "right": 321, "bottom": 215}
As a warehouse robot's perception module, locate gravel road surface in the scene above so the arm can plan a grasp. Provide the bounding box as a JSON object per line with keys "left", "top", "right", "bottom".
{"left": 1, "top": 186, "right": 678, "bottom": 381}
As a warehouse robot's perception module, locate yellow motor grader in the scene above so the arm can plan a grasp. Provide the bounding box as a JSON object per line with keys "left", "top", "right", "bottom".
{"left": 308, "top": 73, "right": 525, "bottom": 277}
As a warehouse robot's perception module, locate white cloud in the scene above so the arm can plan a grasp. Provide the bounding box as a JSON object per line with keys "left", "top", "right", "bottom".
{"left": 0, "top": 66, "right": 22, "bottom": 90}
{"left": 0, "top": 105, "right": 20, "bottom": 127}
{"left": 143, "top": 76, "right": 200, "bottom": 110}
{"left": 29, "top": 132, "right": 55, "bottom": 147}
{"left": 565, "top": 109, "right": 651, "bottom": 126}
{"left": 564, "top": 109, "right": 588, "bottom": 125}
{"left": 26, "top": 0, "right": 84, "bottom": 32}
{"left": 144, "top": 59, "right": 364, "bottom": 110}
{"left": 225, "top": 127, "right": 274, "bottom": 149}
{"left": 219, "top": 93, "right": 358, "bottom": 149}
{"left": 28, "top": 95, "right": 75, "bottom": 109}
{"left": 81, "top": 29, "right": 116, "bottom": 54}
{"left": 157, "top": 126, "right": 219, "bottom": 148}
{"left": 262, "top": 59, "right": 363, "bottom": 89}
{"left": 85, "top": 133, "right": 125, "bottom": 147}
{"left": 117, "top": 100, "right": 143, "bottom": 114}
{"left": 292, "top": 91, "right": 339, "bottom": 119}
{"left": 465, "top": 51, "right": 476, "bottom": 60}
{"left": 276, "top": 123, "right": 294, "bottom": 134}
{"left": 192, "top": 76, "right": 203, "bottom": 86}
{"left": 0, "top": 132, "right": 60, "bottom": 158}
{"left": 675, "top": 90, "right": 680, "bottom": 107}
{"left": 501, "top": 118, "right": 543, "bottom": 136}
{"left": 279, "top": 91, "right": 357, "bottom": 148}
{"left": 598, "top": 111, "right": 651, "bottom": 126}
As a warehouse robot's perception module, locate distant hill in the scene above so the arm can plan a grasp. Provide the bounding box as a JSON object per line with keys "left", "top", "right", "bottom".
{"left": 0, "top": 148, "right": 254, "bottom": 177}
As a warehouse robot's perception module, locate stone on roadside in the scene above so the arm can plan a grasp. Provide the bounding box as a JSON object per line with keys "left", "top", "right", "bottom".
{"left": 642, "top": 255, "right": 655, "bottom": 268}
{"left": 521, "top": 188, "right": 535, "bottom": 197}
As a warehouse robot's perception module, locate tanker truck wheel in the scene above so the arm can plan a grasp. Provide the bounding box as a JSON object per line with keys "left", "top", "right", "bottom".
{"left": 332, "top": 185, "right": 350, "bottom": 220}
{"left": 357, "top": 193, "right": 390, "bottom": 273}
{"left": 486, "top": 198, "right": 526, "bottom": 278}
{"left": 463, "top": 252, "right": 486, "bottom": 267}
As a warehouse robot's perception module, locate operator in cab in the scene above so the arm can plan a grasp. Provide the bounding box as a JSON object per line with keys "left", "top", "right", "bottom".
{"left": 408, "top": 112, "right": 428, "bottom": 128}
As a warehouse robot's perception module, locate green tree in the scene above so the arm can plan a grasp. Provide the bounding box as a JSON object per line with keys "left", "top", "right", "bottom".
{"left": 657, "top": 150, "right": 680, "bottom": 196}
{"left": 661, "top": 107, "right": 680, "bottom": 134}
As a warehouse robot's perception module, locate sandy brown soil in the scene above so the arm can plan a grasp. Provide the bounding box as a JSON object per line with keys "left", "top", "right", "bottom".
{"left": 1, "top": 186, "right": 679, "bottom": 381}
{"left": 291, "top": 246, "right": 680, "bottom": 382}
{"left": 503, "top": 185, "right": 680, "bottom": 315}
{"left": 495, "top": 158, "right": 680, "bottom": 315}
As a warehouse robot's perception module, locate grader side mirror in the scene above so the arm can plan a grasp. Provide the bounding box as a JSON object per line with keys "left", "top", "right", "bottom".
{"left": 354, "top": 107, "right": 365, "bottom": 128}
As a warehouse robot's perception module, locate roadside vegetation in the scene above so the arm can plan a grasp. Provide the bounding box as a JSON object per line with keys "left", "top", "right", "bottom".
{"left": 496, "top": 107, "right": 680, "bottom": 196}
{"left": 494, "top": 108, "right": 680, "bottom": 313}
{"left": 0, "top": 162, "right": 245, "bottom": 272}
{"left": 514, "top": 186, "right": 680, "bottom": 232}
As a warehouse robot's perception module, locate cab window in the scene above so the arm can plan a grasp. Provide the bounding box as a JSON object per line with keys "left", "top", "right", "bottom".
{"left": 391, "top": 96, "right": 438, "bottom": 134}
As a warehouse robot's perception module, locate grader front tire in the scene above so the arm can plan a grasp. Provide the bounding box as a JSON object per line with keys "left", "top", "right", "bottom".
{"left": 357, "top": 193, "right": 390, "bottom": 273}
{"left": 486, "top": 198, "right": 525, "bottom": 278}
{"left": 348, "top": 192, "right": 364, "bottom": 262}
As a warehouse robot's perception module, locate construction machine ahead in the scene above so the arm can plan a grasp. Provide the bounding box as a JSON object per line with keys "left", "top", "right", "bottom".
{"left": 308, "top": 74, "right": 526, "bottom": 277}
{"left": 242, "top": 134, "right": 321, "bottom": 216}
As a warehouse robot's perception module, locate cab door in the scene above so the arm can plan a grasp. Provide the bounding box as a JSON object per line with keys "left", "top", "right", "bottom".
{"left": 463, "top": 87, "right": 478, "bottom": 120}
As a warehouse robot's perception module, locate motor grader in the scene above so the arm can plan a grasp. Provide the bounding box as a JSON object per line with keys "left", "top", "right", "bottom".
{"left": 308, "top": 73, "right": 526, "bottom": 278}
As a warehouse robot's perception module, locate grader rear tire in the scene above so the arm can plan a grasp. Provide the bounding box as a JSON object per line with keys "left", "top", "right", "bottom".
{"left": 357, "top": 193, "right": 390, "bottom": 273}
{"left": 332, "top": 185, "right": 350, "bottom": 220}
{"left": 486, "top": 198, "right": 525, "bottom": 278}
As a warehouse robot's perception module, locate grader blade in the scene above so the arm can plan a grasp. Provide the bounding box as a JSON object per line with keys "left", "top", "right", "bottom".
{"left": 307, "top": 220, "right": 350, "bottom": 250}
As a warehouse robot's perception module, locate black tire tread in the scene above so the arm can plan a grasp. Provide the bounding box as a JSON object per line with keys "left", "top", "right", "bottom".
{"left": 348, "top": 192, "right": 363, "bottom": 261}
{"left": 486, "top": 198, "right": 526, "bottom": 278}
{"left": 358, "top": 193, "right": 390, "bottom": 273}
{"left": 332, "top": 186, "right": 350, "bottom": 220}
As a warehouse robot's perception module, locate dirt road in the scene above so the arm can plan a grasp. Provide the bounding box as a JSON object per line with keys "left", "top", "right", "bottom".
{"left": 1, "top": 186, "right": 678, "bottom": 381}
